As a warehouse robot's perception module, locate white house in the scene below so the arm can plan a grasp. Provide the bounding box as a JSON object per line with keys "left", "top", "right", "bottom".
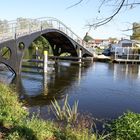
{"left": 110, "top": 39, "right": 139, "bottom": 55}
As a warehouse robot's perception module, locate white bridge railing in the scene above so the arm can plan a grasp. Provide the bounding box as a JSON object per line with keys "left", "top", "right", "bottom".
{"left": 0, "top": 17, "right": 91, "bottom": 52}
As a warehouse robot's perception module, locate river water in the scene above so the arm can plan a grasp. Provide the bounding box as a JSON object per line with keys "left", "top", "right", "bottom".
{"left": 0, "top": 62, "right": 140, "bottom": 120}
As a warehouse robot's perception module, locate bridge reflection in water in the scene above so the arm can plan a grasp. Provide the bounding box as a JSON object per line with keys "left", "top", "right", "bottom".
{"left": 11, "top": 62, "right": 92, "bottom": 106}
{"left": 1, "top": 62, "right": 140, "bottom": 120}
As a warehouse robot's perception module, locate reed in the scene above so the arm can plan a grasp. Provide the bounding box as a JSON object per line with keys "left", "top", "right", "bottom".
{"left": 51, "top": 95, "right": 79, "bottom": 123}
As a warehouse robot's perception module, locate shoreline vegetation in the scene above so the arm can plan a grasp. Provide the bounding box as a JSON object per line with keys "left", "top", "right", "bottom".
{"left": 0, "top": 83, "right": 140, "bottom": 140}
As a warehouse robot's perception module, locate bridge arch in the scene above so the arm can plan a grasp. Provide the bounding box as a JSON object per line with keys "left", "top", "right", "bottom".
{"left": 16, "top": 29, "right": 79, "bottom": 74}
{"left": 17, "top": 29, "right": 79, "bottom": 56}
{"left": 0, "top": 17, "right": 93, "bottom": 75}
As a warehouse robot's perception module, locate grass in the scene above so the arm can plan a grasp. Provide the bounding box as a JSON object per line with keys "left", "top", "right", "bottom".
{"left": 0, "top": 83, "right": 108, "bottom": 140}
{"left": 0, "top": 84, "right": 28, "bottom": 127}
{"left": 0, "top": 84, "right": 54, "bottom": 140}
{"left": 1, "top": 83, "right": 140, "bottom": 140}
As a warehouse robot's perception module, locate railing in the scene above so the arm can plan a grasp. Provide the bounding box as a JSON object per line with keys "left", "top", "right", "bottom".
{"left": 0, "top": 17, "right": 91, "bottom": 51}
{"left": 114, "top": 47, "right": 140, "bottom": 61}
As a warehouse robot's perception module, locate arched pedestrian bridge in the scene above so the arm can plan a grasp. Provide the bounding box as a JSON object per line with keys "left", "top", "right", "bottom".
{"left": 0, "top": 17, "right": 93, "bottom": 75}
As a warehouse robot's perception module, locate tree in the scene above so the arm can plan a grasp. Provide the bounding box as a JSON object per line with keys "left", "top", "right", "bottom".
{"left": 0, "top": 20, "right": 9, "bottom": 34}
{"left": 131, "top": 23, "right": 140, "bottom": 40}
{"left": 83, "top": 32, "right": 93, "bottom": 42}
{"left": 108, "top": 37, "right": 118, "bottom": 43}
{"left": 16, "top": 17, "right": 30, "bottom": 30}
{"left": 30, "top": 36, "right": 53, "bottom": 57}
{"left": 68, "top": 0, "right": 140, "bottom": 28}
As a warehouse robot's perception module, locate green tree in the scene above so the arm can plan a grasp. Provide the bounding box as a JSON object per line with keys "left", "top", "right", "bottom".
{"left": 16, "top": 17, "right": 30, "bottom": 30}
{"left": 83, "top": 32, "right": 93, "bottom": 42}
{"left": 108, "top": 37, "right": 118, "bottom": 43}
{"left": 30, "top": 36, "right": 53, "bottom": 57}
{"left": 0, "top": 19, "right": 9, "bottom": 34}
{"left": 131, "top": 22, "right": 140, "bottom": 40}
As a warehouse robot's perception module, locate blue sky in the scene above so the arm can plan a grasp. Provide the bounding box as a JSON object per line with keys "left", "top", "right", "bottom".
{"left": 0, "top": 0, "right": 140, "bottom": 39}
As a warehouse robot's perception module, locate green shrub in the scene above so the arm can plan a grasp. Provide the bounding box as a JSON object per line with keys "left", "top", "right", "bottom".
{"left": 109, "top": 111, "right": 140, "bottom": 140}
{"left": 0, "top": 84, "right": 28, "bottom": 127}
{"left": 54, "top": 126, "right": 109, "bottom": 140}
{"left": 21, "top": 116, "right": 54, "bottom": 140}
{"left": 7, "top": 116, "right": 55, "bottom": 140}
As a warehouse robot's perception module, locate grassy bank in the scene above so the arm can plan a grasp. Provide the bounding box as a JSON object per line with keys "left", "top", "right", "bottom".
{"left": 1, "top": 83, "right": 140, "bottom": 140}
{"left": 0, "top": 84, "right": 105, "bottom": 140}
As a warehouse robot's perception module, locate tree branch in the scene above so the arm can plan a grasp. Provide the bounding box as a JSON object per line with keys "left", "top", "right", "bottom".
{"left": 67, "top": 0, "right": 84, "bottom": 9}
{"left": 122, "top": 25, "right": 140, "bottom": 31}
{"left": 87, "top": 0, "right": 126, "bottom": 28}
{"left": 67, "top": 0, "right": 140, "bottom": 29}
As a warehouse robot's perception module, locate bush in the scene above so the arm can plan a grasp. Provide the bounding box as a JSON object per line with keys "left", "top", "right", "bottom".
{"left": 8, "top": 116, "right": 55, "bottom": 140}
{"left": 0, "top": 84, "right": 28, "bottom": 127}
{"left": 109, "top": 111, "right": 140, "bottom": 140}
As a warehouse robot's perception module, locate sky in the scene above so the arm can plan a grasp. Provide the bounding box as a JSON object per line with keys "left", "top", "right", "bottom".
{"left": 0, "top": 0, "right": 140, "bottom": 39}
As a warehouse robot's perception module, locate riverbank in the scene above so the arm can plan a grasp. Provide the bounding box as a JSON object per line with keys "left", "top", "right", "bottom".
{"left": 1, "top": 83, "right": 140, "bottom": 140}
{"left": 0, "top": 83, "right": 105, "bottom": 140}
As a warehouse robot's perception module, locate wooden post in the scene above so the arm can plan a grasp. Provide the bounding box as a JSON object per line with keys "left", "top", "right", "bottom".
{"left": 127, "top": 47, "right": 129, "bottom": 60}
{"left": 115, "top": 47, "right": 116, "bottom": 60}
{"left": 35, "top": 46, "right": 38, "bottom": 59}
{"left": 44, "top": 47, "right": 49, "bottom": 73}
{"left": 79, "top": 48, "right": 82, "bottom": 67}
{"left": 43, "top": 72, "right": 48, "bottom": 95}
{"left": 79, "top": 49, "right": 82, "bottom": 63}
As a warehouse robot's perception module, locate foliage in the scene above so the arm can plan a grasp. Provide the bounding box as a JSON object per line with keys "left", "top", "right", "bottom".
{"left": 0, "top": 83, "right": 54, "bottom": 140}
{"left": 109, "top": 111, "right": 140, "bottom": 140}
{"left": 51, "top": 95, "right": 79, "bottom": 124}
{"left": 83, "top": 32, "right": 93, "bottom": 42}
{"left": 16, "top": 17, "right": 30, "bottom": 30}
{"left": 7, "top": 116, "right": 55, "bottom": 140}
{"left": 54, "top": 125, "right": 110, "bottom": 140}
{"left": 0, "top": 19, "right": 9, "bottom": 34}
{"left": 28, "top": 35, "right": 53, "bottom": 58}
{"left": 0, "top": 84, "right": 28, "bottom": 127}
{"left": 55, "top": 127, "right": 97, "bottom": 140}
{"left": 0, "top": 83, "right": 108, "bottom": 140}
{"left": 95, "top": 47, "right": 104, "bottom": 55}
{"left": 131, "top": 22, "right": 140, "bottom": 40}
{"left": 31, "top": 36, "right": 50, "bottom": 50}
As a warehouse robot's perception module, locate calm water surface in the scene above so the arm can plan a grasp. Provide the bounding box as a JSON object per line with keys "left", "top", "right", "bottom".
{"left": 1, "top": 62, "right": 140, "bottom": 120}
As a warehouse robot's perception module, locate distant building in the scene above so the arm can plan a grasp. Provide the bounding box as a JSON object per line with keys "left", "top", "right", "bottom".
{"left": 111, "top": 39, "right": 140, "bottom": 56}
{"left": 83, "top": 33, "right": 110, "bottom": 48}
{"left": 111, "top": 39, "right": 135, "bottom": 52}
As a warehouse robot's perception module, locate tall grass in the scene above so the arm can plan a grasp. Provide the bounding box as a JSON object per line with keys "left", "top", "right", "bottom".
{"left": 51, "top": 95, "right": 79, "bottom": 124}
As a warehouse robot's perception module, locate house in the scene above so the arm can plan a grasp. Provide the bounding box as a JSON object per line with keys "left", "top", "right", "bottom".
{"left": 83, "top": 33, "right": 110, "bottom": 48}
{"left": 111, "top": 39, "right": 134, "bottom": 53}
{"left": 111, "top": 39, "right": 140, "bottom": 57}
